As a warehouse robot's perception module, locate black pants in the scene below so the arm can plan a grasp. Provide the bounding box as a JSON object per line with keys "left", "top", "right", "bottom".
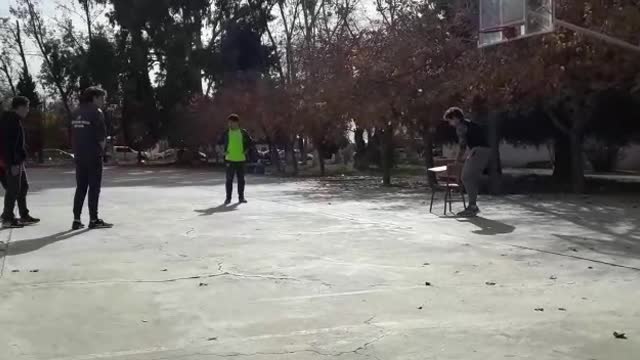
{"left": 225, "top": 161, "right": 245, "bottom": 200}
{"left": 74, "top": 158, "right": 103, "bottom": 220}
{"left": 1, "top": 166, "right": 30, "bottom": 221}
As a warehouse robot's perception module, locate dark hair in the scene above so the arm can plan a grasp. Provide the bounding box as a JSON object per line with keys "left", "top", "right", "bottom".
{"left": 444, "top": 107, "right": 464, "bottom": 121}
{"left": 11, "top": 96, "right": 30, "bottom": 110}
{"left": 228, "top": 114, "right": 240, "bottom": 122}
{"left": 80, "top": 86, "right": 107, "bottom": 104}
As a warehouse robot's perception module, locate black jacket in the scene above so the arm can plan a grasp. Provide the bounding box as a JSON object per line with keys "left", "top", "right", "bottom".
{"left": 72, "top": 104, "right": 107, "bottom": 161}
{"left": 0, "top": 111, "right": 27, "bottom": 166}
{"left": 219, "top": 128, "right": 255, "bottom": 161}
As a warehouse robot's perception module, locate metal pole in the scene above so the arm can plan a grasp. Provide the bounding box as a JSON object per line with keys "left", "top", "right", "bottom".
{"left": 555, "top": 19, "right": 640, "bottom": 54}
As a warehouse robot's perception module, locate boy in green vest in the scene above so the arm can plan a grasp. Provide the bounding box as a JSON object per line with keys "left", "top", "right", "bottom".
{"left": 220, "top": 114, "right": 253, "bottom": 204}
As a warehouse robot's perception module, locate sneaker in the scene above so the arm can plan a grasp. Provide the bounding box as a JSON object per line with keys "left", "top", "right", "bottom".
{"left": 20, "top": 215, "right": 40, "bottom": 225}
{"left": 239, "top": 198, "right": 248, "bottom": 204}
{"left": 89, "top": 219, "right": 113, "bottom": 229}
{"left": 72, "top": 220, "right": 85, "bottom": 230}
{"left": 2, "top": 219, "right": 24, "bottom": 229}
{"left": 224, "top": 199, "right": 232, "bottom": 205}
{"left": 457, "top": 206, "right": 480, "bottom": 218}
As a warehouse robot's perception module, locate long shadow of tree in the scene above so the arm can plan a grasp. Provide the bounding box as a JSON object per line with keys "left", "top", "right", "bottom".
{"left": 506, "top": 196, "right": 640, "bottom": 260}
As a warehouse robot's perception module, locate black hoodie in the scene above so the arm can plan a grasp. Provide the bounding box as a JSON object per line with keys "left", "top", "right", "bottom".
{"left": 0, "top": 111, "right": 27, "bottom": 167}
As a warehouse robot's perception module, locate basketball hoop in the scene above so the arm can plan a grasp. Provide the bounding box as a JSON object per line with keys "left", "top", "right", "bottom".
{"left": 479, "top": 0, "right": 640, "bottom": 53}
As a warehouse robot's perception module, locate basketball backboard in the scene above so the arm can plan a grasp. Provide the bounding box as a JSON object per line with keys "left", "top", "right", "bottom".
{"left": 479, "top": 0, "right": 554, "bottom": 48}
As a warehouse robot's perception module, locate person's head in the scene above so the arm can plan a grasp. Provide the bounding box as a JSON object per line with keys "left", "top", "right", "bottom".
{"left": 81, "top": 86, "right": 107, "bottom": 107}
{"left": 228, "top": 114, "right": 240, "bottom": 130}
{"left": 11, "top": 96, "right": 30, "bottom": 118}
{"left": 443, "top": 107, "right": 465, "bottom": 127}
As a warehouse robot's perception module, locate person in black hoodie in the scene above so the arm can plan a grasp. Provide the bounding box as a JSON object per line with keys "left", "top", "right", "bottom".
{"left": 71, "top": 87, "right": 112, "bottom": 230}
{"left": 0, "top": 96, "right": 40, "bottom": 228}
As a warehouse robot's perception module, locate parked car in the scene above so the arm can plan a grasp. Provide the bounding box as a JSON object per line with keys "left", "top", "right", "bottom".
{"left": 112, "top": 146, "right": 149, "bottom": 163}
{"left": 41, "top": 149, "right": 75, "bottom": 163}
{"left": 176, "top": 148, "right": 209, "bottom": 164}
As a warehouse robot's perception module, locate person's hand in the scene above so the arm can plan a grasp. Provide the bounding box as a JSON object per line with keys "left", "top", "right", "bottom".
{"left": 10, "top": 165, "right": 20, "bottom": 176}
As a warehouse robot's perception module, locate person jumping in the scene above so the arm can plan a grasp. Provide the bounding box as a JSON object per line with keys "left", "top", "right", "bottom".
{"left": 443, "top": 107, "right": 491, "bottom": 217}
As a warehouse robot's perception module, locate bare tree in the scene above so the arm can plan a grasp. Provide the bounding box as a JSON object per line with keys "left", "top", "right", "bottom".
{"left": 13, "top": 0, "right": 74, "bottom": 119}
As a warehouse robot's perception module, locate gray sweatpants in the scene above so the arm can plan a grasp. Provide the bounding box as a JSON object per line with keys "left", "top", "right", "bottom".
{"left": 462, "top": 147, "right": 491, "bottom": 207}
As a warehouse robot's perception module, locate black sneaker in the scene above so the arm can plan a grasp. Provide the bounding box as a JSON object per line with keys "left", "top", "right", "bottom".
{"left": 457, "top": 206, "right": 480, "bottom": 218}
{"left": 72, "top": 220, "right": 85, "bottom": 230}
{"left": 89, "top": 219, "right": 113, "bottom": 229}
{"left": 20, "top": 215, "right": 40, "bottom": 225}
{"left": 2, "top": 219, "right": 24, "bottom": 229}
{"left": 239, "top": 198, "right": 248, "bottom": 204}
{"left": 224, "top": 199, "right": 232, "bottom": 205}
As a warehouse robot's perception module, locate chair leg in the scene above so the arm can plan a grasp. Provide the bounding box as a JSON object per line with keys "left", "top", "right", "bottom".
{"left": 429, "top": 190, "right": 436, "bottom": 213}
{"left": 444, "top": 186, "right": 449, "bottom": 215}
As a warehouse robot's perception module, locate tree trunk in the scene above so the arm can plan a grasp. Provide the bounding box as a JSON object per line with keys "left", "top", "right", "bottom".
{"left": 354, "top": 127, "right": 366, "bottom": 170}
{"left": 269, "top": 142, "right": 281, "bottom": 173}
{"left": 286, "top": 141, "right": 298, "bottom": 175}
{"left": 381, "top": 122, "right": 393, "bottom": 186}
{"left": 553, "top": 135, "right": 572, "bottom": 183}
{"left": 0, "top": 58, "right": 16, "bottom": 95}
{"left": 81, "top": 0, "right": 93, "bottom": 42}
{"left": 421, "top": 124, "right": 436, "bottom": 186}
{"left": 488, "top": 115, "right": 502, "bottom": 194}
{"left": 14, "top": 21, "right": 29, "bottom": 76}
{"left": 298, "top": 136, "right": 306, "bottom": 166}
{"left": 317, "top": 149, "right": 326, "bottom": 176}
{"left": 570, "top": 131, "right": 585, "bottom": 193}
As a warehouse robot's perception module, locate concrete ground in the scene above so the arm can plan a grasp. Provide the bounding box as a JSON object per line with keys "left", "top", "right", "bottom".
{"left": 1, "top": 167, "right": 639, "bottom": 360}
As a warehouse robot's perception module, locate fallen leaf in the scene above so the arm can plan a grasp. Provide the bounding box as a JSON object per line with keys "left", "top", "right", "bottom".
{"left": 199, "top": 283, "right": 208, "bottom": 287}
{"left": 550, "top": 275, "right": 558, "bottom": 280}
{"left": 424, "top": 282, "right": 432, "bottom": 286}
{"left": 29, "top": 269, "right": 39, "bottom": 273}
{"left": 417, "top": 306, "right": 423, "bottom": 310}
{"left": 161, "top": 269, "right": 168, "bottom": 272}
{"left": 569, "top": 247, "right": 578, "bottom": 252}
{"left": 208, "top": 337, "right": 218, "bottom": 341}
{"left": 558, "top": 308, "right": 567, "bottom": 311}
{"left": 613, "top": 332, "right": 627, "bottom": 339}
{"left": 423, "top": 262, "right": 430, "bottom": 266}
{"left": 535, "top": 308, "right": 545, "bottom": 312}
{"left": 485, "top": 282, "right": 497, "bottom": 286}
{"left": 588, "top": 266, "right": 593, "bottom": 269}
{"left": 142, "top": 320, "right": 148, "bottom": 323}
{"left": 11, "top": 269, "right": 19, "bottom": 273}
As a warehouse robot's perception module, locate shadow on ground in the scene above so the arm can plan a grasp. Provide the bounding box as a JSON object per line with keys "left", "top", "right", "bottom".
{"left": 195, "top": 203, "right": 240, "bottom": 216}
{"left": 506, "top": 196, "right": 640, "bottom": 260}
{"left": 456, "top": 216, "right": 516, "bottom": 235}
{"left": 25, "top": 167, "right": 283, "bottom": 193}
{"left": 7, "top": 229, "right": 90, "bottom": 257}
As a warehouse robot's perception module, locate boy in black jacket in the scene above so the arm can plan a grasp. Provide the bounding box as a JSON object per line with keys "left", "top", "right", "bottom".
{"left": 71, "top": 87, "right": 112, "bottom": 230}
{"left": 0, "top": 96, "right": 40, "bottom": 228}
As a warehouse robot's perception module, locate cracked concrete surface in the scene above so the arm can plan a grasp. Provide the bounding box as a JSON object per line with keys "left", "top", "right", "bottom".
{"left": 1, "top": 168, "right": 640, "bottom": 360}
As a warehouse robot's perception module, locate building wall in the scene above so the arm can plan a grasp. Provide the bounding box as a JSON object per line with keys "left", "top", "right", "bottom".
{"left": 442, "top": 142, "right": 640, "bottom": 171}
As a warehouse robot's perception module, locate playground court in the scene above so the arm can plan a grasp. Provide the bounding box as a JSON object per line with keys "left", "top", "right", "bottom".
{"left": 1, "top": 167, "right": 639, "bottom": 360}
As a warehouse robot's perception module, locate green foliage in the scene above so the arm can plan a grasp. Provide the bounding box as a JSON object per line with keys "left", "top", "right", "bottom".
{"left": 16, "top": 70, "right": 40, "bottom": 109}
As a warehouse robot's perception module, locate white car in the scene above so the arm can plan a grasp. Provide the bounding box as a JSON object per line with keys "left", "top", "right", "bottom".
{"left": 112, "top": 146, "right": 149, "bottom": 163}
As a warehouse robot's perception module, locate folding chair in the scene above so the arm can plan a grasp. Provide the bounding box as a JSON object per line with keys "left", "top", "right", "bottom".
{"left": 427, "top": 164, "right": 466, "bottom": 215}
